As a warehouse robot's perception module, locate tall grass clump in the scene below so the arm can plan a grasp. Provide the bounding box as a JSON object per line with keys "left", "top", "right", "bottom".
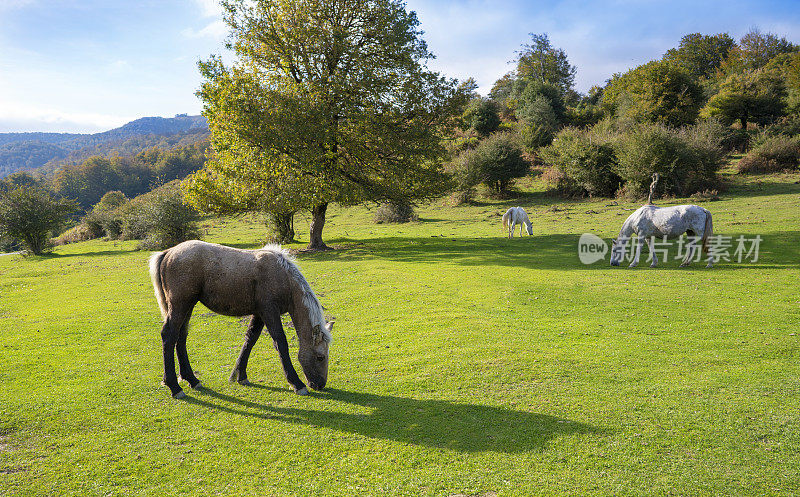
{"left": 738, "top": 135, "right": 800, "bottom": 173}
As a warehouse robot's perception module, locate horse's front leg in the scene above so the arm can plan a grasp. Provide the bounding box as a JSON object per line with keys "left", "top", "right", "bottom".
{"left": 230, "top": 314, "right": 264, "bottom": 386}
{"left": 629, "top": 236, "right": 644, "bottom": 268}
{"left": 646, "top": 237, "right": 658, "bottom": 268}
{"left": 175, "top": 308, "right": 202, "bottom": 390}
{"left": 509, "top": 221, "right": 515, "bottom": 238}
{"left": 261, "top": 308, "right": 308, "bottom": 395}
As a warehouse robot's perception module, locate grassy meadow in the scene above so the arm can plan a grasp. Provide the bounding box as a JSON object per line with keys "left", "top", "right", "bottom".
{"left": 1, "top": 166, "right": 799, "bottom": 495}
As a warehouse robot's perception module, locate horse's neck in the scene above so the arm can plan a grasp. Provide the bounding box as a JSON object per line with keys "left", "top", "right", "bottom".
{"left": 619, "top": 219, "right": 635, "bottom": 239}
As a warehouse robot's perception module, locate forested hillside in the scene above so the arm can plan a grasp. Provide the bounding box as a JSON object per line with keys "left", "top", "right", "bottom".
{"left": 0, "top": 115, "right": 208, "bottom": 177}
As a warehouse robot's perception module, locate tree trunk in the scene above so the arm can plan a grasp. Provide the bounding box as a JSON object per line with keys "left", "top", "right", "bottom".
{"left": 269, "top": 211, "right": 295, "bottom": 244}
{"left": 740, "top": 115, "right": 748, "bottom": 131}
{"left": 308, "top": 202, "right": 329, "bottom": 250}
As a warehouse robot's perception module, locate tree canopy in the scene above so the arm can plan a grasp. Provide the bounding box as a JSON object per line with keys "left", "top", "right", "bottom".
{"left": 191, "top": 0, "right": 469, "bottom": 249}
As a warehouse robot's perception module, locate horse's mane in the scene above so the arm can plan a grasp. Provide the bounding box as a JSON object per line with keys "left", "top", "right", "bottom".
{"left": 260, "top": 244, "right": 331, "bottom": 342}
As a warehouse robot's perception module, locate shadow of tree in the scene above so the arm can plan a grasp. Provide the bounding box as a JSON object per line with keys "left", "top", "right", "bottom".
{"left": 186, "top": 387, "right": 602, "bottom": 453}
{"left": 301, "top": 231, "right": 800, "bottom": 270}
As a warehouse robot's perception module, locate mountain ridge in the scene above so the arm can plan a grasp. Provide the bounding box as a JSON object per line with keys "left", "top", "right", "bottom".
{"left": 0, "top": 114, "right": 209, "bottom": 178}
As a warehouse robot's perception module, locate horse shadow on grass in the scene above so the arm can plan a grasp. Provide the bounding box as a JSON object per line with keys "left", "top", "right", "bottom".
{"left": 186, "top": 387, "right": 602, "bottom": 453}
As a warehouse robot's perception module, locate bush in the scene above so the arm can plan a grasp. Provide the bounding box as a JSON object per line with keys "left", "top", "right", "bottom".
{"left": 540, "top": 127, "right": 620, "bottom": 197}
{"left": 461, "top": 98, "right": 501, "bottom": 136}
{"left": 121, "top": 183, "right": 200, "bottom": 250}
{"left": 519, "top": 122, "right": 555, "bottom": 150}
{"left": 0, "top": 184, "right": 78, "bottom": 255}
{"left": 614, "top": 122, "right": 724, "bottom": 198}
{"left": 738, "top": 135, "right": 800, "bottom": 173}
{"left": 374, "top": 201, "right": 418, "bottom": 223}
{"left": 81, "top": 191, "right": 130, "bottom": 240}
{"left": 54, "top": 223, "right": 94, "bottom": 245}
{"left": 454, "top": 133, "right": 529, "bottom": 194}
{"left": 265, "top": 211, "right": 295, "bottom": 244}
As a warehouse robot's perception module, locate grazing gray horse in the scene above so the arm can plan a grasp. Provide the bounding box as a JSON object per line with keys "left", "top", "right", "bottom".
{"left": 502, "top": 207, "right": 533, "bottom": 238}
{"left": 609, "top": 204, "right": 714, "bottom": 268}
{"left": 149, "top": 240, "right": 332, "bottom": 399}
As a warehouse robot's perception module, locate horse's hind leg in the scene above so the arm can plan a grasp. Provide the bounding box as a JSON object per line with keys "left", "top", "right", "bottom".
{"left": 230, "top": 314, "right": 264, "bottom": 386}
{"left": 161, "top": 308, "right": 191, "bottom": 399}
{"left": 261, "top": 307, "right": 307, "bottom": 395}
{"left": 629, "top": 236, "right": 643, "bottom": 268}
{"left": 175, "top": 309, "right": 201, "bottom": 390}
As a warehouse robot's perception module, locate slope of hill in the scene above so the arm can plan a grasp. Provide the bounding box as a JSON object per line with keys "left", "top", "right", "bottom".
{"left": 0, "top": 115, "right": 208, "bottom": 178}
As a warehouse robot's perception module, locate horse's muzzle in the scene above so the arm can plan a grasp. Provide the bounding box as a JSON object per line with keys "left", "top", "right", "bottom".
{"left": 309, "top": 380, "right": 326, "bottom": 391}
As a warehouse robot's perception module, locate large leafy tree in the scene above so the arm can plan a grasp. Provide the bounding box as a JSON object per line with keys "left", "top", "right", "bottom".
{"left": 194, "top": 0, "right": 467, "bottom": 249}
{"left": 603, "top": 60, "right": 704, "bottom": 127}
{"left": 663, "top": 32, "right": 735, "bottom": 80}
{"left": 701, "top": 69, "right": 787, "bottom": 129}
{"left": 515, "top": 33, "right": 576, "bottom": 94}
{"left": 721, "top": 28, "right": 798, "bottom": 75}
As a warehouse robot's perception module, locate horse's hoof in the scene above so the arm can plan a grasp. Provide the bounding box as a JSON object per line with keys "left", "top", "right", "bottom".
{"left": 295, "top": 387, "right": 309, "bottom": 396}
{"left": 238, "top": 379, "right": 251, "bottom": 386}
{"left": 173, "top": 390, "right": 186, "bottom": 400}
{"left": 191, "top": 381, "right": 203, "bottom": 390}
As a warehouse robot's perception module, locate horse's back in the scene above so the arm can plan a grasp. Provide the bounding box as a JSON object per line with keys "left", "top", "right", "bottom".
{"left": 160, "top": 240, "right": 289, "bottom": 316}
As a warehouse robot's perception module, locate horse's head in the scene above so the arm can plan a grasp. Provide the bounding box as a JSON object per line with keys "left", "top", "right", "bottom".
{"left": 525, "top": 222, "right": 534, "bottom": 236}
{"left": 299, "top": 321, "right": 333, "bottom": 390}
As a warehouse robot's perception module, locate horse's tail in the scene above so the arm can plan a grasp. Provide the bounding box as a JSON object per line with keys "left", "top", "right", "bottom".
{"left": 701, "top": 209, "right": 713, "bottom": 253}
{"left": 502, "top": 210, "right": 510, "bottom": 232}
{"left": 149, "top": 251, "right": 168, "bottom": 321}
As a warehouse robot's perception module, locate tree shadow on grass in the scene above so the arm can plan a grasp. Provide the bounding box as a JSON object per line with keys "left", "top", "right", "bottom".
{"left": 304, "top": 231, "right": 800, "bottom": 270}
{"left": 186, "top": 387, "right": 602, "bottom": 453}
{"left": 30, "top": 248, "right": 137, "bottom": 259}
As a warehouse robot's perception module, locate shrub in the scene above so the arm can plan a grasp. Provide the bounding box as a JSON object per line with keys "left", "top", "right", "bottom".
{"left": 374, "top": 201, "right": 418, "bottom": 223}
{"left": 614, "top": 122, "right": 724, "bottom": 198}
{"left": 462, "top": 98, "right": 501, "bottom": 136}
{"left": 82, "top": 191, "right": 130, "bottom": 240}
{"left": 0, "top": 184, "right": 78, "bottom": 255}
{"left": 265, "top": 211, "right": 295, "bottom": 244}
{"left": 539, "top": 127, "right": 620, "bottom": 197}
{"left": 737, "top": 135, "right": 800, "bottom": 173}
{"left": 121, "top": 183, "right": 200, "bottom": 250}
{"left": 519, "top": 122, "right": 555, "bottom": 150}
{"left": 455, "top": 133, "right": 529, "bottom": 194}
{"left": 54, "top": 223, "right": 94, "bottom": 245}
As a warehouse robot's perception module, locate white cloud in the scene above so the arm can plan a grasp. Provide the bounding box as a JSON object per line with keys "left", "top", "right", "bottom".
{"left": 0, "top": 0, "right": 35, "bottom": 11}
{"left": 191, "top": 0, "right": 223, "bottom": 18}
{"left": 0, "top": 100, "right": 130, "bottom": 133}
{"left": 182, "top": 19, "right": 227, "bottom": 40}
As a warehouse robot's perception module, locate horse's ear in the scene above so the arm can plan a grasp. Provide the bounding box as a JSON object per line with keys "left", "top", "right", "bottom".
{"left": 327, "top": 321, "right": 334, "bottom": 333}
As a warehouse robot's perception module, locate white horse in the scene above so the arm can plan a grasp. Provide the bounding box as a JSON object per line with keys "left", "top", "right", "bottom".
{"left": 502, "top": 207, "right": 533, "bottom": 238}
{"left": 609, "top": 204, "right": 714, "bottom": 268}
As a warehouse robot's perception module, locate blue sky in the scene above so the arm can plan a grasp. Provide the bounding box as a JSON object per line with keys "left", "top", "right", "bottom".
{"left": 1, "top": 0, "right": 798, "bottom": 133}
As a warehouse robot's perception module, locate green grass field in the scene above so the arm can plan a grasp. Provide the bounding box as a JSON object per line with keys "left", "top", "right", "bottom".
{"left": 1, "top": 167, "right": 799, "bottom": 496}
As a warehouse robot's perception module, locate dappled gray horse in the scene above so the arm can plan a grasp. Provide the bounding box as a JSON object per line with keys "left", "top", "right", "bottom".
{"left": 149, "top": 240, "right": 332, "bottom": 399}
{"left": 609, "top": 204, "right": 714, "bottom": 268}
{"left": 502, "top": 206, "right": 533, "bottom": 238}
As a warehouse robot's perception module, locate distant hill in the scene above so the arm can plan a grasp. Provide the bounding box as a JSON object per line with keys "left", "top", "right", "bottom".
{"left": 0, "top": 115, "right": 208, "bottom": 178}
